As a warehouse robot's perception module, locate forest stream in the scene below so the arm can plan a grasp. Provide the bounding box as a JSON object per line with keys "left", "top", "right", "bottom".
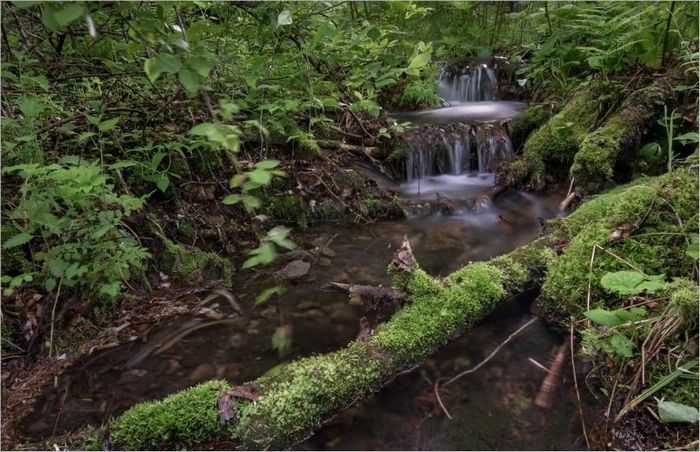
{"left": 18, "top": 68, "right": 597, "bottom": 449}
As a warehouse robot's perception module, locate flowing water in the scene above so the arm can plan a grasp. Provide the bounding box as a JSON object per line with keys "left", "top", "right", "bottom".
{"left": 391, "top": 62, "right": 522, "bottom": 191}
{"left": 18, "top": 189, "right": 597, "bottom": 450}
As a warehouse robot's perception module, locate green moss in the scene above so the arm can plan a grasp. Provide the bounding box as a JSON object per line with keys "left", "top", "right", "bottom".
{"left": 570, "top": 80, "right": 668, "bottom": 194}
{"left": 161, "top": 238, "right": 233, "bottom": 287}
{"left": 386, "top": 146, "right": 408, "bottom": 163}
{"left": 109, "top": 380, "right": 233, "bottom": 450}
{"left": 519, "top": 87, "right": 604, "bottom": 189}
{"left": 509, "top": 105, "right": 550, "bottom": 151}
{"left": 539, "top": 170, "right": 699, "bottom": 320}
{"left": 667, "top": 278, "right": 699, "bottom": 329}
{"left": 265, "top": 195, "right": 309, "bottom": 230}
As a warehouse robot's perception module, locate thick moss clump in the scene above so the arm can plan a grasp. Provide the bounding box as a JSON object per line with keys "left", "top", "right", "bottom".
{"left": 160, "top": 238, "right": 233, "bottom": 287}
{"left": 109, "top": 380, "right": 233, "bottom": 450}
{"left": 517, "top": 86, "right": 604, "bottom": 189}
{"left": 570, "top": 80, "right": 669, "bottom": 194}
{"left": 538, "top": 170, "right": 699, "bottom": 320}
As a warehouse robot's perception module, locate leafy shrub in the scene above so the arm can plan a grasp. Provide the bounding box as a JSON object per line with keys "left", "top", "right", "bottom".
{"left": 1, "top": 158, "right": 149, "bottom": 301}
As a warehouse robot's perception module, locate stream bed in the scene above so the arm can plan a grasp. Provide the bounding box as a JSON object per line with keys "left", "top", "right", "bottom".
{"left": 18, "top": 188, "right": 599, "bottom": 449}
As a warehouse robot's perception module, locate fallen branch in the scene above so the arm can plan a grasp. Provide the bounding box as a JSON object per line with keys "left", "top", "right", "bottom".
{"left": 321, "top": 282, "right": 408, "bottom": 309}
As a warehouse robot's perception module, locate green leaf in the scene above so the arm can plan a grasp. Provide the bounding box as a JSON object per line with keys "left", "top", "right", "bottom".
{"left": 17, "top": 97, "right": 46, "bottom": 118}
{"left": 98, "top": 118, "right": 119, "bottom": 132}
{"left": 255, "top": 286, "right": 282, "bottom": 306}
{"left": 254, "top": 160, "right": 280, "bottom": 170}
{"left": 675, "top": 132, "right": 700, "bottom": 145}
{"left": 247, "top": 169, "right": 272, "bottom": 185}
{"left": 584, "top": 308, "right": 624, "bottom": 327}
{"left": 609, "top": 333, "right": 635, "bottom": 358}
{"left": 47, "top": 258, "right": 69, "bottom": 277}
{"left": 187, "top": 55, "right": 215, "bottom": 77}
{"left": 42, "top": 3, "right": 85, "bottom": 31}
{"left": 222, "top": 194, "right": 243, "bottom": 205}
{"left": 3, "top": 232, "right": 32, "bottom": 249}
{"left": 155, "top": 173, "right": 170, "bottom": 192}
{"left": 686, "top": 234, "right": 699, "bottom": 260}
{"left": 178, "top": 68, "right": 200, "bottom": 96}
{"left": 657, "top": 400, "right": 699, "bottom": 423}
{"left": 144, "top": 54, "right": 182, "bottom": 83}
{"left": 408, "top": 52, "right": 430, "bottom": 70}
{"left": 242, "top": 195, "right": 261, "bottom": 210}
{"left": 266, "top": 226, "right": 296, "bottom": 250}
{"left": 600, "top": 271, "right": 666, "bottom": 296}
{"left": 277, "top": 10, "right": 292, "bottom": 25}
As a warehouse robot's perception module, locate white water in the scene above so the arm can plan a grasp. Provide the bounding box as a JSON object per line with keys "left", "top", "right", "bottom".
{"left": 393, "top": 62, "right": 521, "bottom": 194}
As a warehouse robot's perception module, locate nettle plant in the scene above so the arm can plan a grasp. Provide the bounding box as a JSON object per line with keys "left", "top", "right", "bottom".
{"left": 1, "top": 158, "right": 149, "bottom": 300}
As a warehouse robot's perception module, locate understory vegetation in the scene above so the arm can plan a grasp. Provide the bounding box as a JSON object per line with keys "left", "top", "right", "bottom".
{"left": 1, "top": 1, "right": 698, "bottom": 451}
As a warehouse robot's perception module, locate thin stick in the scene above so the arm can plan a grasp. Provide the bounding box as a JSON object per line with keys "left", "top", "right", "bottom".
{"left": 444, "top": 317, "right": 538, "bottom": 386}
{"left": 433, "top": 377, "right": 452, "bottom": 419}
{"left": 434, "top": 317, "right": 538, "bottom": 419}
{"left": 570, "top": 323, "right": 590, "bottom": 449}
{"left": 48, "top": 277, "right": 64, "bottom": 358}
{"left": 528, "top": 357, "right": 550, "bottom": 373}
{"left": 585, "top": 244, "right": 597, "bottom": 326}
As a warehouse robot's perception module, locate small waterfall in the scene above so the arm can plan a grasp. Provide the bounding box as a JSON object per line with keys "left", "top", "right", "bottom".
{"left": 404, "top": 123, "right": 513, "bottom": 181}
{"left": 437, "top": 64, "right": 498, "bottom": 103}
{"left": 398, "top": 61, "right": 520, "bottom": 186}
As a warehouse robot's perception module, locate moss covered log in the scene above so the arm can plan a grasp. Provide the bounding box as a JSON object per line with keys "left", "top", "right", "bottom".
{"left": 511, "top": 86, "right": 604, "bottom": 189}
{"left": 98, "top": 170, "right": 697, "bottom": 451}
{"left": 570, "top": 78, "right": 672, "bottom": 194}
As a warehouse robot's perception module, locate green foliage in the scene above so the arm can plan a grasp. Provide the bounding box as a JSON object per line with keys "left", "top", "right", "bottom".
{"left": 242, "top": 226, "right": 296, "bottom": 269}
{"left": 1, "top": 159, "right": 149, "bottom": 300}
{"left": 600, "top": 271, "right": 666, "bottom": 296}
{"left": 224, "top": 160, "right": 284, "bottom": 212}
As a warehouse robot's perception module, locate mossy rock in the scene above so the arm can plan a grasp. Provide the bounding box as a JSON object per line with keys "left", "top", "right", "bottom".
{"left": 264, "top": 195, "right": 309, "bottom": 230}
{"left": 509, "top": 105, "right": 550, "bottom": 152}
{"left": 160, "top": 238, "right": 233, "bottom": 287}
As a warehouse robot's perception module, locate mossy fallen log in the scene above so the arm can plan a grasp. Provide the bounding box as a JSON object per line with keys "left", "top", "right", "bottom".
{"left": 89, "top": 170, "right": 696, "bottom": 451}
{"left": 569, "top": 78, "right": 673, "bottom": 194}
{"left": 510, "top": 86, "right": 604, "bottom": 190}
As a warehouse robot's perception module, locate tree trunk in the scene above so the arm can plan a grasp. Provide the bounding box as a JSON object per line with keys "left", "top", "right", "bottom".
{"left": 105, "top": 235, "right": 557, "bottom": 450}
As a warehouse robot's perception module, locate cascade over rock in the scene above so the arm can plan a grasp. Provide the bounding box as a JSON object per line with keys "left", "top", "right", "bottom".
{"left": 396, "top": 62, "right": 520, "bottom": 184}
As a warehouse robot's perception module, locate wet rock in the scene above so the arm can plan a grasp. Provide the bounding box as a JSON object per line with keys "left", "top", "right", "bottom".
{"left": 284, "top": 249, "right": 314, "bottom": 262}
{"left": 297, "top": 300, "right": 320, "bottom": 311}
{"left": 319, "top": 246, "right": 336, "bottom": 257}
{"left": 282, "top": 260, "right": 311, "bottom": 280}
{"left": 189, "top": 363, "right": 214, "bottom": 382}
{"left": 167, "top": 359, "right": 183, "bottom": 373}
{"left": 227, "top": 333, "right": 245, "bottom": 348}
{"left": 259, "top": 306, "right": 277, "bottom": 319}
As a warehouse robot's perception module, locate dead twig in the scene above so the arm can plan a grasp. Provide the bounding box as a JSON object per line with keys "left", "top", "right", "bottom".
{"left": 434, "top": 317, "right": 538, "bottom": 419}
{"left": 570, "top": 323, "right": 590, "bottom": 449}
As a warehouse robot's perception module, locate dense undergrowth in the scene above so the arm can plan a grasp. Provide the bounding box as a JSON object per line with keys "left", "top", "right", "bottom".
{"left": 1, "top": 1, "right": 699, "bottom": 450}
